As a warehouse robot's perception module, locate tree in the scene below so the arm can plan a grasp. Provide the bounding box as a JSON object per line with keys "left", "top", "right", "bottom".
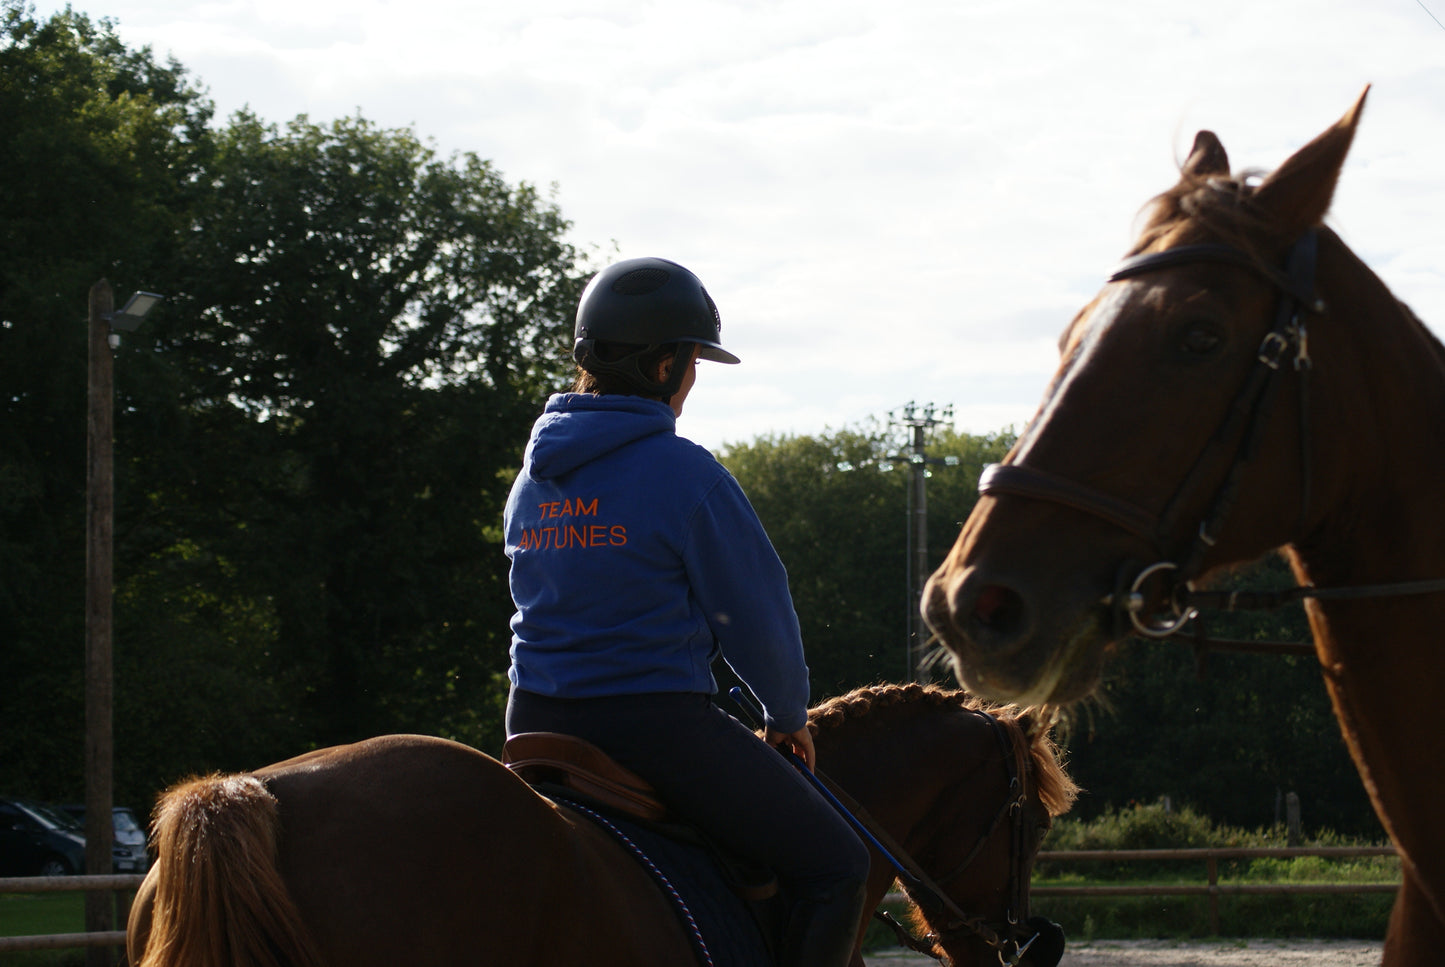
{"left": 719, "top": 422, "right": 1014, "bottom": 697}
{"left": 1, "top": 3, "right": 588, "bottom": 807}
{"left": 0, "top": 0, "right": 213, "bottom": 803}
{"left": 133, "top": 111, "right": 587, "bottom": 755}
{"left": 1060, "top": 555, "right": 1379, "bottom": 834}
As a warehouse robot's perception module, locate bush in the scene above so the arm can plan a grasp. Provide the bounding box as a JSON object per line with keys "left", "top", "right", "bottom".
{"left": 1030, "top": 799, "right": 1397, "bottom": 939}
{"left": 1038, "top": 799, "right": 1251, "bottom": 881}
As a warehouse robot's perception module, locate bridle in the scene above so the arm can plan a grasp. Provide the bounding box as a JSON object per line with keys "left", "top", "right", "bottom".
{"left": 977, "top": 230, "right": 1445, "bottom": 641}
{"left": 861, "top": 709, "right": 1039, "bottom": 966}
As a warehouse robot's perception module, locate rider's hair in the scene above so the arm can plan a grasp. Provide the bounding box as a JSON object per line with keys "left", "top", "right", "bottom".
{"left": 572, "top": 341, "right": 683, "bottom": 397}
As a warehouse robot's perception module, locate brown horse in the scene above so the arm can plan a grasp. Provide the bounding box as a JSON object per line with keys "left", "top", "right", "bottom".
{"left": 127, "top": 683, "right": 1076, "bottom": 967}
{"left": 922, "top": 88, "right": 1444, "bottom": 965}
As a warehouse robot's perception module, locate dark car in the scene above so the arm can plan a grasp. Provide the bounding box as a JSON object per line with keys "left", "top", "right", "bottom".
{"left": 57, "top": 804, "right": 150, "bottom": 874}
{"left": 0, "top": 798, "right": 86, "bottom": 877}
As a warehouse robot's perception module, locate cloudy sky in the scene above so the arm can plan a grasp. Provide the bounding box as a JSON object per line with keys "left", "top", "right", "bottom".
{"left": 36, "top": 0, "right": 1445, "bottom": 452}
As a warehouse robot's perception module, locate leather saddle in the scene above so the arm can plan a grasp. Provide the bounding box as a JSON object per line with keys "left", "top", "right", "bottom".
{"left": 502, "top": 731, "right": 778, "bottom": 907}
{"left": 502, "top": 731, "right": 669, "bottom": 823}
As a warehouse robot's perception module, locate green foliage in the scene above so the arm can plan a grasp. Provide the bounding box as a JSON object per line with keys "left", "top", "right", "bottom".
{"left": 1058, "top": 556, "right": 1378, "bottom": 835}
{"left": 134, "top": 107, "right": 587, "bottom": 751}
{"left": 1043, "top": 800, "right": 1221, "bottom": 874}
{"left": 1032, "top": 801, "right": 1397, "bottom": 938}
{"left": 0, "top": 2, "right": 585, "bottom": 810}
{"left": 0, "top": 0, "right": 214, "bottom": 806}
{"left": 719, "top": 422, "right": 1014, "bottom": 697}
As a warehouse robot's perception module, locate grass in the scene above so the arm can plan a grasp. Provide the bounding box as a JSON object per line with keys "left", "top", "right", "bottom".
{"left": 0, "top": 894, "right": 85, "bottom": 940}
{"left": 0, "top": 953, "right": 86, "bottom": 967}
{"left": 0, "top": 892, "right": 125, "bottom": 967}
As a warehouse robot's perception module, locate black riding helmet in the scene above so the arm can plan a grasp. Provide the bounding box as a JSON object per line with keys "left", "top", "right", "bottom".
{"left": 574, "top": 257, "right": 740, "bottom": 400}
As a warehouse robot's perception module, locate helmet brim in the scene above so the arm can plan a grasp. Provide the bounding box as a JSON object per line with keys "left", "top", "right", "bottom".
{"left": 695, "top": 343, "right": 740, "bottom": 365}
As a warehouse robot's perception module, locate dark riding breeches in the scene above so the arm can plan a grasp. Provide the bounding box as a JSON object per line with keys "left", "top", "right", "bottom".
{"left": 505, "top": 688, "right": 870, "bottom": 960}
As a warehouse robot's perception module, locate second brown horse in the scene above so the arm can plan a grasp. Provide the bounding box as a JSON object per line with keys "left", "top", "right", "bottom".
{"left": 128, "top": 683, "right": 1076, "bottom": 967}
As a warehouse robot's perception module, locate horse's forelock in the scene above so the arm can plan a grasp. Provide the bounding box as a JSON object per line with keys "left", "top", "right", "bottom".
{"left": 1132, "top": 168, "right": 1280, "bottom": 261}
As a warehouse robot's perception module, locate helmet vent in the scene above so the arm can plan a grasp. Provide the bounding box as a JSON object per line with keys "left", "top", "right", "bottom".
{"left": 611, "top": 268, "right": 670, "bottom": 296}
{"left": 702, "top": 288, "right": 721, "bottom": 331}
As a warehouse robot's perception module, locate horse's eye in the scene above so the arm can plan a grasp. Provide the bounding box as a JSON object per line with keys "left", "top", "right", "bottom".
{"left": 1180, "top": 326, "right": 1222, "bottom": 355}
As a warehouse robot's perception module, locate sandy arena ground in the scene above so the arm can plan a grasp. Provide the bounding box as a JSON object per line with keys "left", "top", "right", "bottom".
{"left": 864, "top": 938, "right": 1383, "bottom": 966}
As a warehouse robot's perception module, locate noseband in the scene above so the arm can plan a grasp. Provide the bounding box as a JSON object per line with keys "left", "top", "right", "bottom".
{"left": 978, "top": 231, "right": 1445, "bottom": 637}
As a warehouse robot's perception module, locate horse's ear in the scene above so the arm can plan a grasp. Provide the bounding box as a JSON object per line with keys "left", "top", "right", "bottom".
{"left": 1253, "top": 85, "right": 1370, "bottom": 236}
{"left": 1182, "top": 130, "right": 1229, "bottom": 178}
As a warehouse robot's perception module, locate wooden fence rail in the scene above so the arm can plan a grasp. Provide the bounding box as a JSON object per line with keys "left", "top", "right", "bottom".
{"left": 0, "top": 874, "right": 143, "bottom": 953}
{"left": 0, "top": 847, "right": 1400, "bottom": 952}
{"left": 1030, "top": 845, "right": 1400, "bottom": 935}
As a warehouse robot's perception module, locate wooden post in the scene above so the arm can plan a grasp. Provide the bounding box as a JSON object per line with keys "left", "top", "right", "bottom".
{"left": 1206, "top": 855, "right": 1220, "bottom": 935}
{"left": 84, "top": 280, "right": 117, "bottom": 966}
{"left": 1286, "top": 792, "right": 1302, "bottom": 847}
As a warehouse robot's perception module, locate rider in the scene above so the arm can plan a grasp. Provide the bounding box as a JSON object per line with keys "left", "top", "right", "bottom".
{"left": 503, "top": 256, "right": 870, "bottom": 967}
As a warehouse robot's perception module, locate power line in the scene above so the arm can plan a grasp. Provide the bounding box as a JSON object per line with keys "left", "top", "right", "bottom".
{"left": 1420, "top": 0, "right": 1445, "bottom": 31}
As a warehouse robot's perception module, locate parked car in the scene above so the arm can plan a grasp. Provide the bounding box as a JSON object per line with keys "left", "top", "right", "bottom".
{"left": 57, "top": 803, "right": 150, "bottom": 874}
{"left": 0, "top": 797, "right": 85, "bottom": 877}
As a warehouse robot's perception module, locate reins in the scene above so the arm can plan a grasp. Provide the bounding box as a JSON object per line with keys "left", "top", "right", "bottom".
{"left": 729, "top": 688, "right": 1038, "bottom": 965}
{"left": 1154, "top": 576, "right": 1445, "bottom": 665}
{"left": 979, "top": 230, "right": 1445, "bottom": 652}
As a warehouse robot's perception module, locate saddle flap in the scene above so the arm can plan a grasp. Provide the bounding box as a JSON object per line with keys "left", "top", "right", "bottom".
{"left": 503, "top": 732, "right": 669, "bottom": 823}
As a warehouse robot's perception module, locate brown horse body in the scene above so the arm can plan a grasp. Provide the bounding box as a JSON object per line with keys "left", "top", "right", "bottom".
{"left": 128, "top": 684, "right": 1075, "bottom": 967}
{"left": 923, "top": 89, "right": 1445, "bottom": 965}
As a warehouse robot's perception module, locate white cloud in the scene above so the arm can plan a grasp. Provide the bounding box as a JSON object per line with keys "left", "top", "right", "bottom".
{"left": 40, "top": 0, "right": 1445, "bottom": 451}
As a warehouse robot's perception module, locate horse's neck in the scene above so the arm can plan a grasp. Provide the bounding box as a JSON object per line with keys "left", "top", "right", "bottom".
{"left": 1285, "top": 307, "right": 1445, "bottom": 671}
{"left": 1297, "top": 240, "right": 1445, "bottom": 588}
{"left": 820, "top": 719, "right": 955, "bottom": 851}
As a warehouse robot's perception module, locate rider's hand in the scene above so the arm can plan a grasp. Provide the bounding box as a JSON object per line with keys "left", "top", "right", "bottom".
{"left": 765, "top": 726, "right": 817, "bottom": 772}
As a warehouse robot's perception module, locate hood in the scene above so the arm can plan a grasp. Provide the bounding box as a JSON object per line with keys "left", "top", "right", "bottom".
{"left": 525, "top": 394, "right": 675, "bottom": 480}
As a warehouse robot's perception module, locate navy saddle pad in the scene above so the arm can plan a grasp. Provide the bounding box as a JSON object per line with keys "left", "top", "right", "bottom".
{"left": 557, "top": 795, "right": 778, "bottom": 967}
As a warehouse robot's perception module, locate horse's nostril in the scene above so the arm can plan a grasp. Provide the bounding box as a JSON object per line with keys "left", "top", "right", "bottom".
{"left": 972, "top": 584, "right": 1024, "bottom": 633}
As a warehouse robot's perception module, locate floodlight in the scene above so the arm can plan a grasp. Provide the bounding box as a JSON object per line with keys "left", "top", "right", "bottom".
{"left": 107, "top": 291, "right": 164, "bottom": 332}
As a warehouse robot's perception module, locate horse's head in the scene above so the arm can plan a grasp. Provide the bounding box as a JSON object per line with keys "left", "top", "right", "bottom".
{"left": 922, "top": 706, "right": 1075, "bottom": 967}
{"left": 923, "top": 89, "right": 1372, "bottom": 706}
{"left": 812, "top": 684, "right": 1077, "bottom": 967}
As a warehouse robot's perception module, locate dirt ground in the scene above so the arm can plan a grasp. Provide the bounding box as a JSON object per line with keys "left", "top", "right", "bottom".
{"left": 864, "top": 938, "right": 1383, "bottom": 966}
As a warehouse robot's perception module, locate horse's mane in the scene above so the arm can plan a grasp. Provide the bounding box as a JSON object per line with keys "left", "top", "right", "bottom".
{"left": 809, "top": 681, "right": 993, "bottom": 727}
{"left": 809, "top": 683, "right": 1078, "bottom": 817}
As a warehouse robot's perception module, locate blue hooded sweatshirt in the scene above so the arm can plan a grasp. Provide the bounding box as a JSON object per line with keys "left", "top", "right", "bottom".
{"left": 504, "top": 393, "right": 810, "bottom": 734}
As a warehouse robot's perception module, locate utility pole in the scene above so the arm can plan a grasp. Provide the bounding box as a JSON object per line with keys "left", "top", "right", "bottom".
{"left": 84, "top": 283, "right": 161, "bottom": 965}
{"left": 891, "top": 402, "right": 957, "bottom": 683}
{"left": 84, "top": 280, "right": 116, "bottom": 963}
